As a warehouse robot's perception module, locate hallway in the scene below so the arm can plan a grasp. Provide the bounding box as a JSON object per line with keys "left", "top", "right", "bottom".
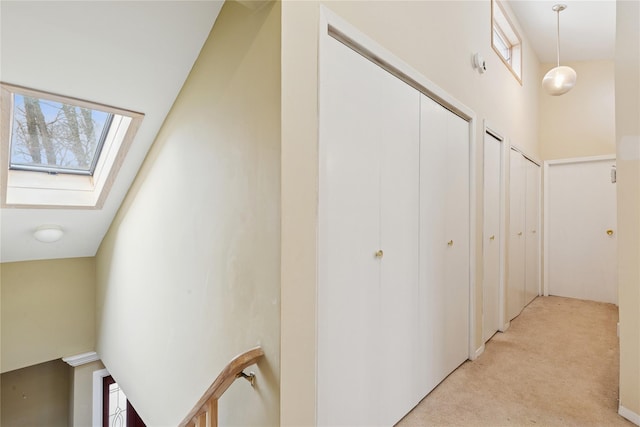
{"left": 398, "top": 296, "right": 632, "bottom": 426}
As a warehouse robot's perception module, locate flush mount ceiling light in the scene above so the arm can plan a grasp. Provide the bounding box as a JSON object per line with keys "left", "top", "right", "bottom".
{"left": 34, "top": 225, "right": 64, "bottom": 243}
{"left": 542, "top": 4, "right": 577, "bottom": 96}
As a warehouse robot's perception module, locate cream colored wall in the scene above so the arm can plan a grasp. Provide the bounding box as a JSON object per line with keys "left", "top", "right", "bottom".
{"left": 70, "top": 360, "right": 104, "bottom": 427}
{"left": 615, "top": 0, "right": 640, "bottom": 420}
{"left": 0, "top": 258, "right": 95, "bottom": 373}
{"left": 95, "top": 1, "right": 281, "bottom": 425}
{"left": 281, "top": 2, "right": 541, "bottom": 424}
{"left": 1, "top": 359, "right": 70, "bottom": 427}
{"left": 539, "top": 60, "right": 615, "bottom": 160}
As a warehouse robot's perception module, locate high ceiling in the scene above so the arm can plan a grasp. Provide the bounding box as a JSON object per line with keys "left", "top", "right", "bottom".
{"left": 508, "top": 0, "right": 616, "bottom": 63}
{"left": 0, "top": 1, "right": 223, "bottom": 263}
{"left": 0, "top": 0, "right": 618, "bottom": 263}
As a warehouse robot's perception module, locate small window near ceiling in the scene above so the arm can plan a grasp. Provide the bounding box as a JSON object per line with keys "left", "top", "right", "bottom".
{"left": 492, "top": 0, "right": 522, "bottom": 83}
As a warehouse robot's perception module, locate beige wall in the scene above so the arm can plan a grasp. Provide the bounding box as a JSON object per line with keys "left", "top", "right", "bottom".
{"left": 95, "top": 1, "right": 281, "bottom": 425}
{"left": 615, "top": 0, "right": 640, "bottom": 420}
{"left": 0, "top": 258, "right": 95, "bottom": 373}
{"left": 1, "top": 359, "right": 70, "bottom": 427}
{"left": 70, "top": 360, "right": 104, "bottom": 427}
{"left": 281, "top": 1, "right": 541, "bottom": 424}
{"left": 539, "top": 60, "right": 616, "bottom": 160}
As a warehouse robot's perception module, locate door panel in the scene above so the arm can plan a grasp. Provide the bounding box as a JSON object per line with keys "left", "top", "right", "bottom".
{"left": 547, "top": 159, "right": 617, "bottom": 304}
{"left": 483, "top": 132, "right": 502, "bottom": 341}
{"left": 524, "top": 160, "right": 540, "bottom": 305}
{"left": 419, "top": 95, "right": 469, "bottom": 394}
{"left": 318, "top": 35, "right": 420, "bottom": 426}
{"left": 508, "top": 150, "right": 526, "bottom": 320}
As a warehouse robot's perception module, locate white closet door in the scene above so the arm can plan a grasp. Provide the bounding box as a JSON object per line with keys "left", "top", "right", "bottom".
{"left": 379, "top": 90, "right": 421, "bottom": 424}
{"left": 524, "top": 160, "right": 540, "bottom": 305}
{"left": 318, "top": 35, "right": 420, "bottom": 426}
{"left": 419, "top": 95, "right": 470, "bottom": 395}
{"left": 547, "top": 158, "right": 617, "bottom": 304}
{"left": 483, "top": 132, "right": 502, "bottom": 342}
{"left": 508, "top": 149, "right": 526, "bottom": 320}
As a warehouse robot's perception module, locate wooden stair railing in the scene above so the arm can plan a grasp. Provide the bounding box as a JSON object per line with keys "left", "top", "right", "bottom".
{"left": 179, "top": 346, "right": 264, "bottom": 427}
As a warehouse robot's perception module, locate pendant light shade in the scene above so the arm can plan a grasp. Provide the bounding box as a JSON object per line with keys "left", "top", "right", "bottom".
{"left": 542, "top": 65, "right": 577, "bottom": 95}
{"left": 543, "top": 4, "right": 576, "bottom": 96}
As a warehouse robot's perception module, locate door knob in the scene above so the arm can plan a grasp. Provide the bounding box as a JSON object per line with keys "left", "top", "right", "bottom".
{"left": 375, "top": 250, "right": 384, "bottom": 258}
{"left": 447, "top": 240, "right": 454, "bottom": 246}
{"left": 606, "top": 229, "right": 614, "bottom": 236}
{"left": 489, "top": 235, "right": 495, "bottom": 241}
{"left": 517, "top": 232, "right": 523, "bottom": 236}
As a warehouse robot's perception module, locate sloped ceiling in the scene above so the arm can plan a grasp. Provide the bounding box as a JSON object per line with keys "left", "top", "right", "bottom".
{"left": 0, "top": 1, "right": 224, "bottom": 262}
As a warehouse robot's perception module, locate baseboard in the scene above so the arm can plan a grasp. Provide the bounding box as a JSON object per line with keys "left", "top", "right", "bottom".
{"left": 471, "top": 344, "right": 485, "bottom": 361}
{"left": 619, "top": 405, "right": 640, "bottom": 425}
{"left": 499, "top": 321, "right": 510, "bottom": 332}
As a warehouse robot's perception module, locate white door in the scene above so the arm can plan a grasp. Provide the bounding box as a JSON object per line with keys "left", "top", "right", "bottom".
{"left": 524, "top": 160, "right": 540, "bottom": 305}
{"left": 419, "top": 94, "right": 470, "bottom": 394}
{"left": 483, "top": 131, "right": 502, "bottom": 342}
{"left": 318, "top": 35, "right": 420, "bottom": 426}
{"left": 546, "top": 157, "right": 617, "bottom": 304}
{"left": 508, "top": 149, "right": 526, "bottom": 320}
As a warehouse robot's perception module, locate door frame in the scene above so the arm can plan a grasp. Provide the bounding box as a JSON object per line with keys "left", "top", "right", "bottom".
{"left": 482, "top": 121, "right": 507, "bottom": 339}
{"left": 543, "top": 154, "right": 616, "bottom": 297}
{"left": 319, "top": 5, "right": 479, "bottom": 361}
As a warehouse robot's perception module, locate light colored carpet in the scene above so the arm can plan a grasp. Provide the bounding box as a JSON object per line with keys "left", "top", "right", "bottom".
{"left": 397, "top": 296, "right": 633, "bottom": 426}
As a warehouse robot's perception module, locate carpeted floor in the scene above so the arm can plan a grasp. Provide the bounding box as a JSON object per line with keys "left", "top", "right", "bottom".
{"left": 397, "top": 296, "right": 633, "bottom": 426}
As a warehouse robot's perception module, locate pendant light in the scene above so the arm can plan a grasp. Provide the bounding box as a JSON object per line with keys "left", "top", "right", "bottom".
{"left": 542, "top": 4, "right": 577, "bottom": 96}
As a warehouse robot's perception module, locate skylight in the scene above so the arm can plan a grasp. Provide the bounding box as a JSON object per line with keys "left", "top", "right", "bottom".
{"left": 10, "top": 94, "right": 114, "bottom": 175}
{"left": 1, "top": 83, "right": 144, "bottom": 209}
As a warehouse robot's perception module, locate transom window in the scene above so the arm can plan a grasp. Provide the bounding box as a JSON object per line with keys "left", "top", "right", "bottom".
{"left": 492, "top": 0, "right": 522, "bottom": 83}
{"left": 1, "top": 83, "right": 144, "bottom": 209}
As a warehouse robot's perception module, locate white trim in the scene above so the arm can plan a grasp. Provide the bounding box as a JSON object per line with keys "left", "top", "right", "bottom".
{"left": 543, "top": 161, "right": 550, "bottom": 297}
{"left": 320, "top": 7, "right": 474, "bottom": 123}
{"left": 471, "top": 343, "right": 485, "bottom": 360}
{"left": 545, "top": 154, "right": 616, "bottom": 166}
{"left": 542, "top": 155, "right": 617, "bottom": 297}
{"left": 619, "top": 405, "right": 640, "bottom": 426}
{"left": 92, "top": 368, "right": 110, "bottom": 427}
{"left": 482, "top": 120, "right": 507, "bottom": 342}
{"left": 499, "top": 320, "right": 510, "bottom": 332}
{"left": 509, "top": 144, "right": 541, "bottom": 167}
{"left": 62, "top": 351, "right": 99, "bottom": 367}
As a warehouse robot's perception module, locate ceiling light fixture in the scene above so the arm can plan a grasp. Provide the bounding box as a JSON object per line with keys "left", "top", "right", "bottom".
{"left": 34, "top": 225, "right": 64, "bottom": 243}
{"left": 542, "top": 4, "right": 577, "bottom": 96}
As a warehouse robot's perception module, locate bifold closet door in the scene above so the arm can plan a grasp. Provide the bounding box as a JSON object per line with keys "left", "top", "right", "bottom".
{"left": 318, "top": 35, "right": 420, "bottom": 426}
{"left": 508, "top": 149, "right": 526, "bottom": 320}
{"left": 483, "top": 132, "right": 502, "bottom": 342}
{"left": 524, "top": 160, "right": 540, "bottom": 305}
{"left": 419, "top": 95, "right": 470, "bottom": 394}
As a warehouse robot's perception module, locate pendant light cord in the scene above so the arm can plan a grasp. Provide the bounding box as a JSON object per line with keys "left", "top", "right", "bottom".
{"left": 556, "top": 8, "right": 561, "bottom": 67}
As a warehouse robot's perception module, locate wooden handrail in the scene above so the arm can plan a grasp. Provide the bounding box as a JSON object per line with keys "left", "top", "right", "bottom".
{"left": 179, "top": 346, "right": 264, "bottom": 427}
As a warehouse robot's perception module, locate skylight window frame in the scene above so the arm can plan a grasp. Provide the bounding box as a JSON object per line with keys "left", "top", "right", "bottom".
{"left": 1, "top": 83, "right": 144, "bottom": 209}
{"left": 491, "top": 0, "right": 523, "bottom": 84}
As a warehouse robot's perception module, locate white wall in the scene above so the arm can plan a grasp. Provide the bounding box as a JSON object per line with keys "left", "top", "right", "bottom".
{"left": 615, "top": 0, "right": 640, "bottom": 420}
{"left": 281, "top": 2, "right": 541, "bottom": 424}
{"left": 539, "top": 60, "right": 616, "bottom": 160}
{"left": 95, "top": 2, "right": 281, "bottom": 425}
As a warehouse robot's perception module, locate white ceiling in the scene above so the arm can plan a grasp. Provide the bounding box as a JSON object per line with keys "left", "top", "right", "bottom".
{"left": 508, "top": 0, "right": 616, "bottom": 63}
{"left": 0, "top": 1, "right": 223, "bottom": 263}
